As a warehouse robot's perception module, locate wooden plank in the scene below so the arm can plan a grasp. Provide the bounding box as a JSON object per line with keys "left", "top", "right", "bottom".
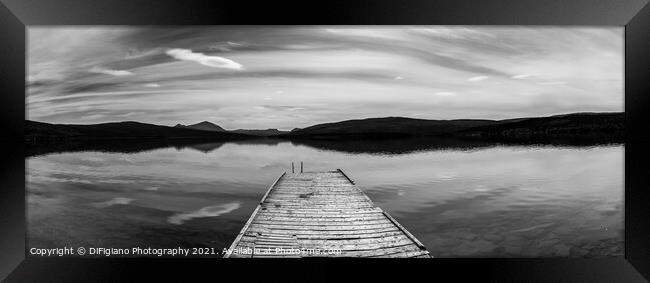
{"left": 236, "top": 238, "right": 415, "bottom": 252}
{"left": 300, "top": 238, "right": 415, "bottom": 251}
{"left": 254, "top": 216, "right": 388, "bottom": 222}
{"left": 260, "top": 206, "right": 372, "bottom": 210}
{"left": 334, "top": 244, "right": 425, "bottom": 257}
{"left": 369, "top": 250, "right": 431, "bottom": 258}
{"left": 269, "top": 196, "right": 365, "bottom": 199}
{"left": 252, "top": 219, "right": 392, "bottom": 226}
{"left": 245, "top": 226, "right": 401, "bottom": 236}
{"left": 260, "top": 207, "right": 377, "bottom": 211}
{"left": 240, "top": 231, "right": 406, "bottom": 242}
{"left": 264, "top": 198, "right": 370, "bottom": 203}
{"left": 247, "top": 223, "right": 397, "bottom": 231}
{"left": 297, "top": 235, "right": 410, "bottom": 246}
{"left": 258, "top": 208, "right": 383, "bottom": 214}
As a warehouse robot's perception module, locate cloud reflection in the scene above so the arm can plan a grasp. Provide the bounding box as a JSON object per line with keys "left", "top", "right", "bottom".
{"left": 168, "top": 202, "right": 241, "bottom": 224}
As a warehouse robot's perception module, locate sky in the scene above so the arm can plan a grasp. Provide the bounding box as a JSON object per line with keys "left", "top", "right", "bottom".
{"left": 27, "top": 26, "right": 623, "bottom": 130}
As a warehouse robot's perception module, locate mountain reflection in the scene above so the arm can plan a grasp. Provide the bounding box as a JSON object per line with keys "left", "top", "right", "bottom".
{"left": 26, "top": 137, "right": 624, "bottom": 157}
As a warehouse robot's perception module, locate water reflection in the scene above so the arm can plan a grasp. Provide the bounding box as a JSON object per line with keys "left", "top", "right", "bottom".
{"left": 26, "top": 139, "right": 623, "bottom": 257}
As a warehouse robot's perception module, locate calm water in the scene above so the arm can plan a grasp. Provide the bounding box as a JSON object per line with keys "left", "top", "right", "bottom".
{"left": 27, "top": 140, "right": 624, "bottom": 257}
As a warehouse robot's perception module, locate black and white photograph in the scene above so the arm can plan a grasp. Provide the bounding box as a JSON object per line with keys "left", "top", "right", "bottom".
{"left": 25, "top": 26, "right": 624, "bottom": 258}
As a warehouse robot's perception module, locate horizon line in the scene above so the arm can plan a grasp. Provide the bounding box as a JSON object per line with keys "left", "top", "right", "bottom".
{"left": 26, "top": 111, "right": 624, "bottom": 131}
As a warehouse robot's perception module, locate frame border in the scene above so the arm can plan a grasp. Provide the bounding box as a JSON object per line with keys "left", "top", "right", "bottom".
{"left": 1, "top": 0, "right": 649, "bottom": 281}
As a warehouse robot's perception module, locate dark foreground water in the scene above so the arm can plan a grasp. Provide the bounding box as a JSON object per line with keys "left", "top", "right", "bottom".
{"left": 26, "top": 139, "right": 623, "bottom": 258}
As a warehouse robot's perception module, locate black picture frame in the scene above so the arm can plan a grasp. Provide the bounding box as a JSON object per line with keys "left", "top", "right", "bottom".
{"left": 1, "top": 0, "right": 649, "bottom": 281}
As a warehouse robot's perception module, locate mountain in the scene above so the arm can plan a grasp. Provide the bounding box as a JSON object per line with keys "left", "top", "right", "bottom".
{"left": 25, "top": 112, "right": 624, "bottom": 145}
{"left": 284, "top": 112, "right": 624, "bottom": 142}
{"left": 230, "top": 129, "right": 289, "bottom": 136}
{"left": 25, "top": 120, "right": 250, "bottom": 141}
{"left": 174, "top": 121, "right": 227, "bottom": 132}
{"left": 286, "top": 117, "right": 496, "bottom": 139}
{"left": 455, "top": 112, "right": 623, "bottom": 141}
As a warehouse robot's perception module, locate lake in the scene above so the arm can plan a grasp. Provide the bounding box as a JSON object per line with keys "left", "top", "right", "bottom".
{"left": 26, "top": 139, "right": 624, "bottom": 257}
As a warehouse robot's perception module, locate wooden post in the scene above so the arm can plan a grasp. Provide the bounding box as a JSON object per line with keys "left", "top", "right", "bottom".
{"left": 300, "top": 162, "right": 303, "bottom": 173}
{"left": 292, "top": 162, "right": 294, "bottom": 173}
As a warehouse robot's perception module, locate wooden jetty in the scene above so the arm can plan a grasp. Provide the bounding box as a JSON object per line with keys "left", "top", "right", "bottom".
{"left": 225, "top": 169, "right": 431, "bottom": 258}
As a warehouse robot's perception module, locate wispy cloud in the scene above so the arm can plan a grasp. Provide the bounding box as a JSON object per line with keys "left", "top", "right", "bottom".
{"left": 165, "top": 48, "right": 244, "bottom": 70}
{"left": 324, "top": 28, "right": 403, "bottom": 40}
{"left": 435, "top": 92, "right": 456, "bottom": 96}
{"left": 81, "top": 113, "right": 106, "bottom": 120}
{"left": 467, "top": 76, "right": 489, "bottom": 82}
{"left": 124, "top": 48, "right": 162, "bottom": 59}
{"left": 512, "top": 74, "right": 536, "bottom": 79}
{"left": 89, "top": 66, "right": 133, "bottom": 76}
{"left": 92, "top": 197, "right": 133, "bottom": 208}
{"left": 168, "top": 202, "right": 240, "bottom": 225}
{"left": 144, "top": 83, "right": 160, "bottom": 88}
{"left": 415, "top": 27, "right": 496, "bottom": 40}
{"left": 258, "top": 105, "right": 306, "bottom": 111}
{"left": 537, "top": 81, "right": 568, "bottom": 85}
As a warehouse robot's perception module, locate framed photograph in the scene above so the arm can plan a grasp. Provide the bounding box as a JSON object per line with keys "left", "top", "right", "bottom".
{"left": 1, "top": 0, "right": 649, "bottom": 281}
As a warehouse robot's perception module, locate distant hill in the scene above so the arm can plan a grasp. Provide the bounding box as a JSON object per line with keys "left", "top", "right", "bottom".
{"left": 25, "top": 120, "right": 250, "bottom": 141}
{"left": 455, "top": 112, "right": 623, "bottom": 141}
{"left": 285, "top": 112, "right": 624, "bottom": 142}
{"left": 174, "top": 121, "right": 289, "bottom": 136}
{"left": 286, "top": 117, "right": 496, "bottom": 139}
{"left": 174, "top": 121, "right": 227, "bottom": 132}
{"left": 25, "top": 112, "right": 624, "bottom": 145}
{"left": 230, "top": 129, "right": 289, "bottom": 136}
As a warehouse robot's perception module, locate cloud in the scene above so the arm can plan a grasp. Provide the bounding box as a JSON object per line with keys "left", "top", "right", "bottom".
{"left": 538, "top": 81, "right": 568, "bottom": 85}
{"left": 435, "top": 92, "right": 456, "bottom": 96}
{"left": 62, "top": 82, "right": 125, "bottom": 94}
{"left": 165, "top": 48, "right": 244, "bottom": 70}
{"left": 325, "top": 28, "right": 403, "bottom": 40}
{"left": 89, "top": 66, "right": 133, "bottom": 76}
{"left": 467, "top": 76, "right": 489, "bottom": 82}
{"left": 168, "top": 202, "right": 240, "bottom": 224}
{"left": 208, "top": 41, "right": 245, "bottom": 52}
{"left": 144, "top": 83, "right": 160, "bottom": 88}
{"left": 258, "top": 105, "right": 305, "bottom": 111}
{"left": 394, "top": 76, "right": 405, "bottom": 80}
{"left": 116, "top": 112, "right": 136, "bottom": 117}
{"left": 81, "top": 114, "right": 106, "bottom": 120}
{"left": 92, "top": 197, "right": 134, "bottom": 208}
{"left": 512, "top": 74, "right": 536, "bottom": 79}
{"left": 28, "top": 90, "right": 181, "bottom": 104}
{"left": 124, "top": 48, "right": 163, "bottom": 59}
{"left": 414, "top": 27, "right": 497, "bottom": 41}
